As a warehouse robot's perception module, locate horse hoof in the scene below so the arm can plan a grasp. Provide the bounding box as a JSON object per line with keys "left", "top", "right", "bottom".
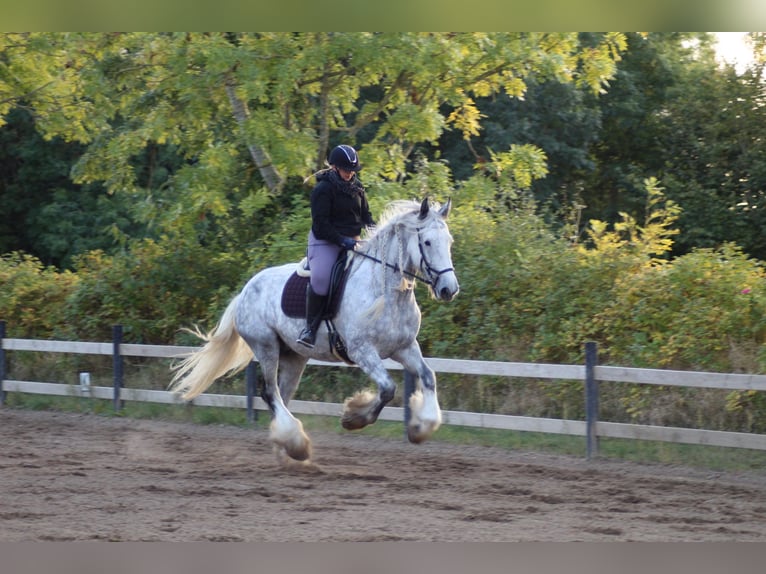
{"left": 407, "top": 424, "right": 430, "bottom": 444}
{"left": 282, "top": 440, "right": 312, "bottom": 462}
{"left": 341, "top": 413, "right": 369, "bottom": 430}
{"left": 271, "top": 432, "right": 312, "bottom": 462}
{"left": 273, "top": 444, "right": 314, "bottom": 466}
{"left": 287, "top": 448, "right": 311, "bottom": 462}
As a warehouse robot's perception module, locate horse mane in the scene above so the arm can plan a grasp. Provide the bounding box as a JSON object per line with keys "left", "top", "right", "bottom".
{"left": 362, "top": 198, "right": 443, "bottom": 243}
{"left": 357, "top": 199, "right": 444, "bottom": 316}
{"left": 360, "top": 199, "right": 423, "bottom": 265}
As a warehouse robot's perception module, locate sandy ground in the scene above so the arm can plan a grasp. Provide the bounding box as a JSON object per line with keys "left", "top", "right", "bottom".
{"left": 2, "top": 408, "right": 766, "bottom": 542}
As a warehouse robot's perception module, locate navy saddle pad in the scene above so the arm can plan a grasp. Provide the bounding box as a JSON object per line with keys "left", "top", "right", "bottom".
{"left": 280, "top": 256, "right": 351, "bottom": 319}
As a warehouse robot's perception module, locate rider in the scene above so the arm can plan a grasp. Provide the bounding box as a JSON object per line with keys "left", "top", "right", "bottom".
{"left": 296, "top": 144, "right": 375, "bottom": 348}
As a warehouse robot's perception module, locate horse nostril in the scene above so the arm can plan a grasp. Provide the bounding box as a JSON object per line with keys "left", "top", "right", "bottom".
{"left": 440, "top": 286, "right": 452, "bottom": 300}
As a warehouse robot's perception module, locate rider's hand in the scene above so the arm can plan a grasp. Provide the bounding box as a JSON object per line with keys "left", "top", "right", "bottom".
{"left": 341, "top": 238, "right": 357, "bottom": 250}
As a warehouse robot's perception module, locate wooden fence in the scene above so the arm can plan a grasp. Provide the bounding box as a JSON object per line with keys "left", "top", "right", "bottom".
{"left": 2, "top": 321, "right": 766, "bottom": 458}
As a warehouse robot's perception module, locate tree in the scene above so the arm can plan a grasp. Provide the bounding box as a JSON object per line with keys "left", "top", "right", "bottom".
{"left": 0, "top": 107, "right": 139, "bottom": 268}
{"left": 580, "top": 33, "right": 698, "bottom": 222}
{"left": 1, "top": 32, "right": 626, "bottom": 255}
{"left": 436, "top": 73, "right": 602, "bottom": 214}
{"left": 657, "top": 44, "right": 766, "bottom": 259}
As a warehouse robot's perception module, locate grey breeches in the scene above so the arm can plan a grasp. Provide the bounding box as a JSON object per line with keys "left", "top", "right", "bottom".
{"left": 307, "top": 230, "right": 342, "bottom": 296}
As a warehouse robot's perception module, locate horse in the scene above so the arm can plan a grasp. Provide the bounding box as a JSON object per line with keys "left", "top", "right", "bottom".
{"left": 168, "top": 197, "right": 459, "bottom": 462}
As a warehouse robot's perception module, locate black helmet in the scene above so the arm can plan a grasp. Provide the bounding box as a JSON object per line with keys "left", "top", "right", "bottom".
{"left": 328, "top": 144, "right": 361, "bottom": 172}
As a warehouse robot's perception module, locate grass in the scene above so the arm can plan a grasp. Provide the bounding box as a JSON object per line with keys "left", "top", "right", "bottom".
{"left": 4, "top": 391, "right": 766, "bottom": 472}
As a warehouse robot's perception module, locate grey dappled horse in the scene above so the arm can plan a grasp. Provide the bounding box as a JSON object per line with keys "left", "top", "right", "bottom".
{"left": 169, "top": 198, "right": 459, "bottom": 462}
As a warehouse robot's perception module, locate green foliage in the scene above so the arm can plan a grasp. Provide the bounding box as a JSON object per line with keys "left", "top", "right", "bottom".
{"left": 64, "top": 239, "right": 246, "bottom": 344}
{"left": 416, "top": 175, "right": 766, "bottom": 425}
{"left": 1, "top": 32, "right": 626, "bottom": 253}
{"left": 0, "top": 252, "right": 79, "bottom": 338}
{"left": 5, "top": 32, "right": 766, "bottom": 435}
{"left": 0, "top": 107, "right": 140, "bottom": 268}
{"left": 599, "top": 243, "right": 766, "bottom": 371}
{"left": 596, "top": 241, "right": 766, "bottom": 432}
{"left": 657, "top": 61, "right": 766, "bottom": 260}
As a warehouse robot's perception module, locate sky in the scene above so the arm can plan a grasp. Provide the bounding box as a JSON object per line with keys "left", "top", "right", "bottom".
{"left": 714, "top": 32, "right": 756, "bottom": 72}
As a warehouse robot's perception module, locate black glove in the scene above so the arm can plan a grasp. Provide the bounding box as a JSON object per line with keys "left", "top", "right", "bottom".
{"left": 341, "top": 237, "right": 357, "bottom": 250}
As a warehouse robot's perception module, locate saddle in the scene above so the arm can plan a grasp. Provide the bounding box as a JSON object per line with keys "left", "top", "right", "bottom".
{"left": 280, "top": 251, "right": 355, "bottom": 364}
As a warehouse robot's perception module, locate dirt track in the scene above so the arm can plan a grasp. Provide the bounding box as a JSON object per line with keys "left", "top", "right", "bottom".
{"left": 2, "top": 408, "right": 766, "bottom": 541}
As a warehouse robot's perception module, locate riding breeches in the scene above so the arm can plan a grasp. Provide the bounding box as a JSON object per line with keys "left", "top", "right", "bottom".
{"left": 307, "top": 230, "right": 343, "bottom": 296}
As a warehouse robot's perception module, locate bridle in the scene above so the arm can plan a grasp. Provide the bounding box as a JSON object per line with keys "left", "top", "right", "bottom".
{"left": 416, "top": 229, "right": 455, "bottom": 286}
{"left": 352, "top": 227, "right": 454, "bottom": 289}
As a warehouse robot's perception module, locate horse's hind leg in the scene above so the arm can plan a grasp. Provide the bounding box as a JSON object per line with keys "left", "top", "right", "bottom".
{"left": 249, "top": 339, "right": 312, "bottom": 462}
{"left": 277, "top": 349, "right": 309, "bottom": 406}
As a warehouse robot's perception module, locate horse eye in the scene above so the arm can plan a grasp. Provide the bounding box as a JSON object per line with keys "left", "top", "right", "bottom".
{"left": 424, "top": 240, "right": 431, "bottom": 247}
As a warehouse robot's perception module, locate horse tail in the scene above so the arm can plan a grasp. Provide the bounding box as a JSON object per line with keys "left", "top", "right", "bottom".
{"left": 168, "top": 294, "right": 253, "bottom": 400}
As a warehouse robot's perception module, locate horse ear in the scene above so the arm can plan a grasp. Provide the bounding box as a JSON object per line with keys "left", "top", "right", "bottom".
{"left": 419, "top": 197, "right": 430, "bottom": 220}
{"left": 438, "top": 197, "right": 452, "bottom": 219}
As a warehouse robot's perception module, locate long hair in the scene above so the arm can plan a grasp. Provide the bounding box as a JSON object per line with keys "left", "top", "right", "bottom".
{"left": 357, "top": 199, "right": 445, "bottom": 318}
{"left": 168, "top": 294, "right": 253, "bottom": 400}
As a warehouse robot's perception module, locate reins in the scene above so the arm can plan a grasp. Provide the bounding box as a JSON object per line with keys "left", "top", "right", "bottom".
{"left": 351, "top": 227, "right": 454, "bottom": 288}
{"left": 351, "top": 249, "right": 430, "bottom": 285}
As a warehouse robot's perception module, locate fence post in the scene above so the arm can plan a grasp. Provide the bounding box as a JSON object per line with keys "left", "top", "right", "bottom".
{"left": 0, "top": 320, "right": 6, "bottom": 406}
{"left": 112, "top": 325, "right": 124, "bottom": 411}
{"left": 403, "top": 371, "right": 416, "bottom": 439}
{"left": 246, "top": 361, "right": 258, "bottom": 423}
{"left": 585, "top": 341, "right": 599, "bottom": 460}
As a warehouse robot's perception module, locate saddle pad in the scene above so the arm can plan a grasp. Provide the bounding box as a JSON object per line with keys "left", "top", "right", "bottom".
{"left": 280, "top": 262, "right": 352, "bottom": 320}
{"left": 281, "top": 273, "right": 310, "bottom": 318}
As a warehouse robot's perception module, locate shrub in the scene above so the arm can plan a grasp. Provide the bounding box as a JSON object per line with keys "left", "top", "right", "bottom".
{"left": 0, "top": 252, "right": 79, "bottom": 338}
{"left": 64, "top": 239, "right": 246, "bottom": 344}
{"left": 599, "top": 243, "right": 766, "bottom": 371}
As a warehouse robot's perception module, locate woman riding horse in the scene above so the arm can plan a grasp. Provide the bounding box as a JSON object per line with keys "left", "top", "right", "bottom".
{"left": 297, "top": 144, "right": 375, "bottom": 348}
{"left": 170, "top": 198, "right": 458, "bottom": 463}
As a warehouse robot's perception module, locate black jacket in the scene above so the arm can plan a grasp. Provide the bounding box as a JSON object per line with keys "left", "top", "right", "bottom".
{"left": 310, "top": 169, "right": 375, "bottom": 246}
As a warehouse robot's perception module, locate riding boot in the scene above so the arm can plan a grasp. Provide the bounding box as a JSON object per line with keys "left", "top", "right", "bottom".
{"left": 296, "top": 285, "right": 327, "bottom": 349}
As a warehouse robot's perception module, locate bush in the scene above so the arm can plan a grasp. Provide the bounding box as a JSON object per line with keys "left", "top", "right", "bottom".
{"left": 598, "top": 243, "right": 766, "bottom": 371}
{"left": 416, "top": 177, "right": 766, "bottom": 425}
{"left": 64, "top": 239, "right": 247, "bottom": 344}
{"left": 4, "top": 171, "right": 766, "bottom": 432}
{"left": 0, "top": 252, "right": 79, "bottom": 338}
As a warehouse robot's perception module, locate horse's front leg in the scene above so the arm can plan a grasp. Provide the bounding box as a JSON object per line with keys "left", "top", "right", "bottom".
{"left": 393, "top": 342, "right": 442, "bottom": 443}
{"left": 341, "top": 347, "right": 396, "bottom": 431}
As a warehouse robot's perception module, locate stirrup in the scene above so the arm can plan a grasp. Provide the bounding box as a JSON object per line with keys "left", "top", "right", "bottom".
{"left": 296, "top": 328, "right": 316, "bottom": 349}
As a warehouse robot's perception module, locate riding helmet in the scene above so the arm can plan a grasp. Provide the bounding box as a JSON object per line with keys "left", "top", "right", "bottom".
{"left": 328, "top": 144, "right": 361, "bottom": 172}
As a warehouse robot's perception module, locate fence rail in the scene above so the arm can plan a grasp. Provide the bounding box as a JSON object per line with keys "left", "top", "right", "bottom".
{"left": 2, "top": 321, "right": 766, "bottom": 458}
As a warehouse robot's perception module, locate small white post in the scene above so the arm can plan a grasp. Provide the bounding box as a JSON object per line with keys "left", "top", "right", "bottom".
{"left": 79, "top": 371, "right": 91, "bottom": 396}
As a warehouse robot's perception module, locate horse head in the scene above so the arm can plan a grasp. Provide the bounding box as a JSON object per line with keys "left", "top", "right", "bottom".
{"left": 414, "top": 197, "right": 459, "bottom": 302}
